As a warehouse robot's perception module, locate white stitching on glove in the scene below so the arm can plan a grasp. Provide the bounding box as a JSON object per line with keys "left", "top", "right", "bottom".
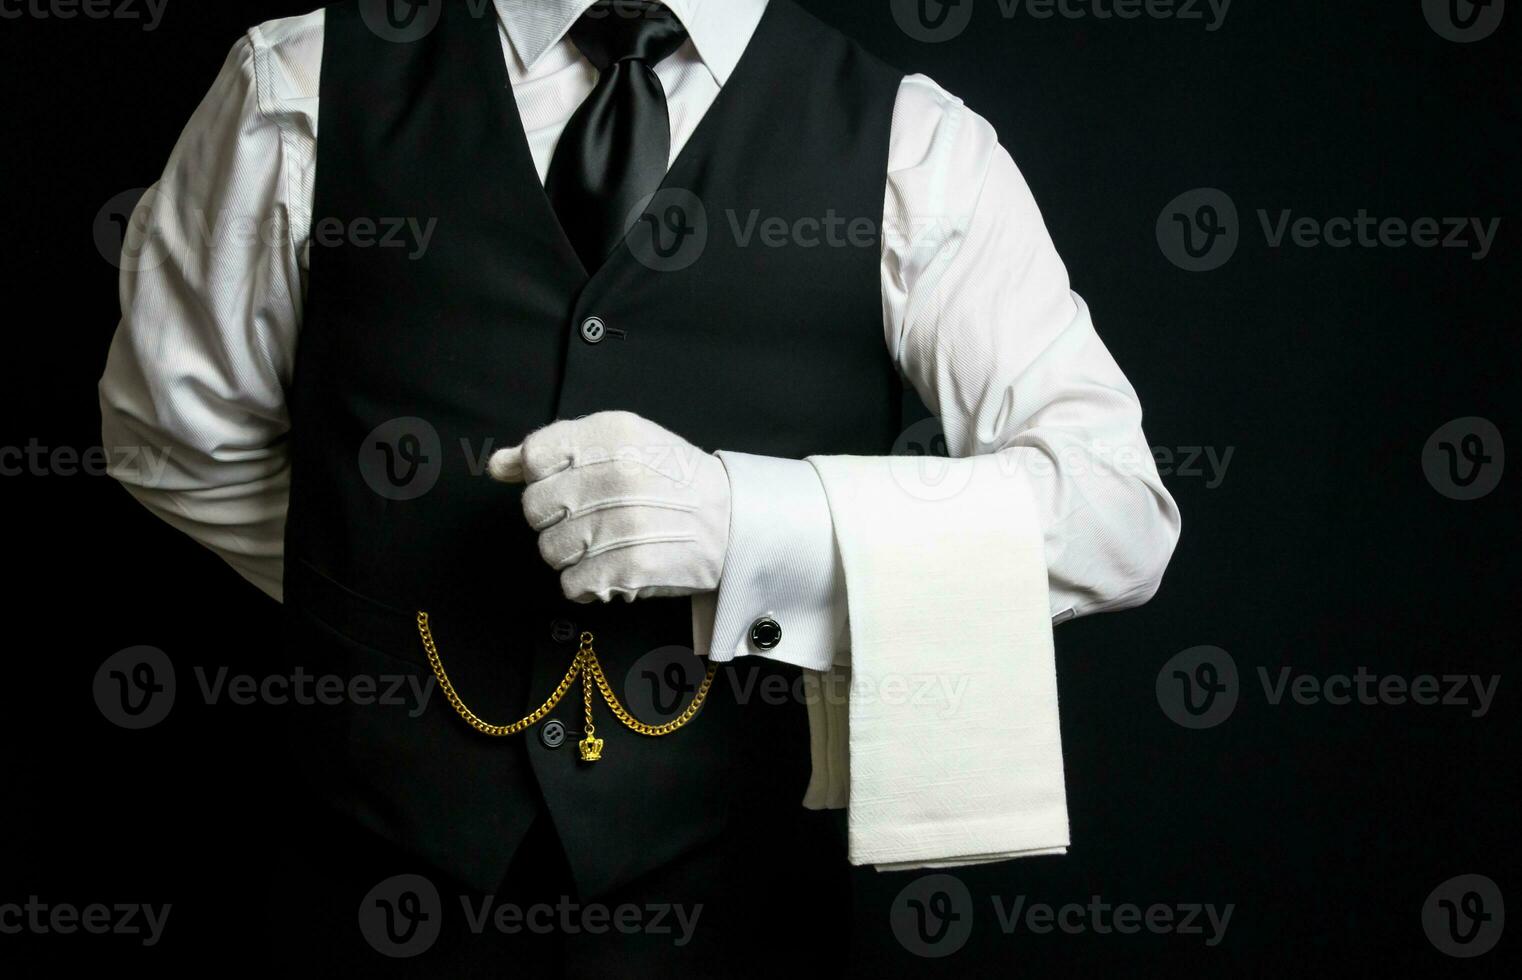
{"left": 488, "top": 411, "right": 731, "bottom": 604}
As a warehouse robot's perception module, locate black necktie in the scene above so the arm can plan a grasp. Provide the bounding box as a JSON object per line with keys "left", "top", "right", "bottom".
{"left": 546, "top": 1, "right": 691, "bottom": 271}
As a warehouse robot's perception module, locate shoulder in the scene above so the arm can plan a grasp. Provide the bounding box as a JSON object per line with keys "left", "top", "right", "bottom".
{"left": 888, "top": 73, "right": 1001, "bottom": 182}
{"left": 237, "top": 6, "right": 327, "bottom": 116}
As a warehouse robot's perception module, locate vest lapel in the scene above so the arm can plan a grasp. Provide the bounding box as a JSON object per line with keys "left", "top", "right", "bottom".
{"left": 464, "top": 2, "right": 589, "bottom": 280}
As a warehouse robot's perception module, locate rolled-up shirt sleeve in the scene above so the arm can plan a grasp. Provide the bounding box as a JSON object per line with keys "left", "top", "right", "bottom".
{"left": 98, "top": 27, "right": 313, "bottom": 602}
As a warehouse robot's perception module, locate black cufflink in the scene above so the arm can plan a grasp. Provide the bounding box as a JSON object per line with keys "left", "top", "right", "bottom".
{"left": 749, "top": 617, "right": 782, "bottom": 650}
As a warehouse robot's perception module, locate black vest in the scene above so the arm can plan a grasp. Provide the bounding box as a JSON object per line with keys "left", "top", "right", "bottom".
{"left": 282, "top": 0, "right": 905, "bottom": 896}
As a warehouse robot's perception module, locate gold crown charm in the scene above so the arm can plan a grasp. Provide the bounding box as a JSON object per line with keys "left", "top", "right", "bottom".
{"left": 578, "top": 735, "right": 605, "bottom": 762}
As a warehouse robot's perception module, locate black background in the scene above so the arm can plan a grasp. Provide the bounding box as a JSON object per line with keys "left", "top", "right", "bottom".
{"left": 3, "top": 0, "right": 1517, "bottom": 974}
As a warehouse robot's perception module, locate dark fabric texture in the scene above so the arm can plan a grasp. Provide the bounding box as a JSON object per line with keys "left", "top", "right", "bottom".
{"left": 286, "top": 0, "right": 905, "bottom": 897}
{"left": 262, "top": 801, "right": 853, "bottom": 977}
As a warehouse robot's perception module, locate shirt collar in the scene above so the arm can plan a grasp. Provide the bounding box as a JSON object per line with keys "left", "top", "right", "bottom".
{"left": 494, "top": 0, "right": 767, "bottom": 85}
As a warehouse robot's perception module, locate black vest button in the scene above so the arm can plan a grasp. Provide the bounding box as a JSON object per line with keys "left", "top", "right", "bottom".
{"left": 540, "top": 719, "right": 567, "bottom": 749}
{"left": 749, "top": 617, "right": 782, "bottom": 650}
{"left": 550, "top": 618, "right": 577, "bottom": 643}
{"left": 580, "top": 317, "right": 606, "bottom": 344}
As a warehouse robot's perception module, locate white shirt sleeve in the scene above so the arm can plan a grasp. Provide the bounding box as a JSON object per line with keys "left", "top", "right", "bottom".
{"left": 704, "top": 73, "right": 1181, "bottom": 666}
{"left": 97, "top": 21, "right": 321, "bottom": 602}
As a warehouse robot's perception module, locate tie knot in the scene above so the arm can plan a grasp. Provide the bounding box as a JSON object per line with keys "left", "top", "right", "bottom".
{"left": 568, "top": 1, "right": 690, "bottom": 73}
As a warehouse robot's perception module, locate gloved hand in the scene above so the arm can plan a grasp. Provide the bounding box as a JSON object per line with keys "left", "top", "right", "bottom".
{"left": 488, "top": 411, "right": 731, "bottom": 603}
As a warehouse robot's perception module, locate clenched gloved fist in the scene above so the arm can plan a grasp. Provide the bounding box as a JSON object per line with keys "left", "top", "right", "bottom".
{"left": 488, "top": 411, "right": 731, "bottom": 603}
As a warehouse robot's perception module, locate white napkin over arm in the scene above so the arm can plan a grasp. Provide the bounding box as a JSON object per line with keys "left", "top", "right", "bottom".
{"left": 803, "top": 453, "right": 1070, "bottom": 869}
{"left": 695, "top": 86, "right": 1180, "bottom": 868}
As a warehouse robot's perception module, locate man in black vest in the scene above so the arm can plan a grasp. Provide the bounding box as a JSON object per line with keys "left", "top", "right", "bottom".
{"left": 101, "top": 0, "right": 1180, "bottom": 973}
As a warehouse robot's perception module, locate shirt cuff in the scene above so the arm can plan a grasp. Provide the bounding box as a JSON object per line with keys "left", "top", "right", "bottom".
{"left": 697, "top": 451, "right": 847, "bottom": 671}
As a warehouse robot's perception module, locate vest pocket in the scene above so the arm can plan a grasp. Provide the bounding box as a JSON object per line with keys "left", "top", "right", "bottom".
{"left": 278, "top": 558, "right": 541, "bottom": 889}
{"left": 283, "top": 557, "right": 423, "bottom": 666}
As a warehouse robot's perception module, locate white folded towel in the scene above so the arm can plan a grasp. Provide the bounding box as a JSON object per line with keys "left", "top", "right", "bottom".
{"left": 803, "top": 454, "right": 1070, "bottom": 870}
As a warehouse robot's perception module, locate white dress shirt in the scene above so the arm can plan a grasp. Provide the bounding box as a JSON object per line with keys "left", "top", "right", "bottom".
{"left": 99, "top": 0, "right": 1181, "bottom": 673}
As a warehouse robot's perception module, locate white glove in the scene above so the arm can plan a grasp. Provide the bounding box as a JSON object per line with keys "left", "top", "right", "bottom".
{"left": 488, "top": 411, "right": 731, "bottom": 604}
